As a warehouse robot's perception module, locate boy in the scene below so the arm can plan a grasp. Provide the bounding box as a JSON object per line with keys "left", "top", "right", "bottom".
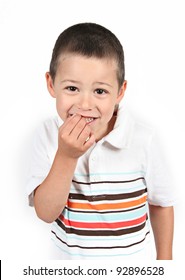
{"left": 27, "top": 23, "right": 175, "bottom": 260}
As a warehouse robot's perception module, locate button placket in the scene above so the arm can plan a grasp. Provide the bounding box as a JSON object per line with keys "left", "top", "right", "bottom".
{"left": 88, "top": 146, "right": 99, "bottom": 186}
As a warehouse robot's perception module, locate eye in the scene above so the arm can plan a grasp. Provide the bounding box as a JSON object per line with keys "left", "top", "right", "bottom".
{"left": 95, "top": 88, "right": 108, "bottom": 95}
{"left": 66, "top": 86, "right": 78, "bottom": 92}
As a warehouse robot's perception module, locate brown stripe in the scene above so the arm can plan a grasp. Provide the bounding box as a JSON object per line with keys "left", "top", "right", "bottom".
{"left": 51, "top": 230, "right": 150, "bottom": 250}
{"left": 72, "top": 177, "right": 145, "bottom": 185}
{"left": 69, "top": 188, "right": 147, "bottom": 202}
{"left": 55, "top": 218, "right": 147, "bottom": 236}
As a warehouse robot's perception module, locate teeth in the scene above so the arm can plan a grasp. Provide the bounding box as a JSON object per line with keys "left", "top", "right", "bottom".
{"left": 85, "top": 117, "right": 94, "bottom": 123}
{"left": 67, "top": 114, "right": 95, "bottom": 123}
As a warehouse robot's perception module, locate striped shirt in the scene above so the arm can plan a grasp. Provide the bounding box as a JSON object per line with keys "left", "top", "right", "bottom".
{"left": 27, "top": 106, "right": 176, "bottom": 259}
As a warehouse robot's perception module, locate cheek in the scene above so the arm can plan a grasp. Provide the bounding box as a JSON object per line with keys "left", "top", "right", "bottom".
{"left": 56, "top": 96, "right": 71, "bottom": 119}
{"left": 100, "top": 104, "right": 115, "bottom": 122}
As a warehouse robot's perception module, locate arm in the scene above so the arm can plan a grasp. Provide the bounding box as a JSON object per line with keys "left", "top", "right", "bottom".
{"left": 149, "top": 204, "right": 174, "bottom": 260}
{"left": 34, "top": 114, "right": 95, "bottom": 223}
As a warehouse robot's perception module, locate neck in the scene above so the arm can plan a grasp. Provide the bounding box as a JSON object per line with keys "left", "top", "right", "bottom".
{"left": 95, "top": 115, "right": 117, "bottom": 142}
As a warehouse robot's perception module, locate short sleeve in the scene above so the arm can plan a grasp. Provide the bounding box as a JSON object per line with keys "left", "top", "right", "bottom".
{"left": 145, "top": 131, "right": 177, "bottom": 207}
{"left": 26, "top": 119, "right": 58, "bottom": 206}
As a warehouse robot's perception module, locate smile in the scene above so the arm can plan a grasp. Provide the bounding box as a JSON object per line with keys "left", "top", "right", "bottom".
{"left": 68, "top": 113, "right": 97, "bottom": 124}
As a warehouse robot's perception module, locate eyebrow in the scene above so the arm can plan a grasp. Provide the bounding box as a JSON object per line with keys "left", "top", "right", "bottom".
{"left": 60, "top": 79, "right": 82, "bottom": 84}
{"left": 60, "top": 79, "right": 113, "bottom": 88}
{"left": 93, "top": 82, "right": 113, "bottom": 88}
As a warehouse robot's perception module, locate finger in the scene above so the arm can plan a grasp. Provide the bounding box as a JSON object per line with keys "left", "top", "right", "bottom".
{"left": 77, "top": 123, "right": 91, "bottom": 142}
{"left": 59, "top": 114, "right": 81, "bottom": 135}
{"left": 70, "top": 117, "right": 88, "bottom": 139}
{"left": 83, "top": 133, "right": 95, "bottom": 148}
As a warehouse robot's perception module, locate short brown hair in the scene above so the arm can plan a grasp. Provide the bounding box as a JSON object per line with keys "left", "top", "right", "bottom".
{"left": 49, "top": 22, "right": 125, "bottom": 88}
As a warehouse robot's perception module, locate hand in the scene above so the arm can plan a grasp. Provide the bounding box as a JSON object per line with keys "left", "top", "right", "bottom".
{"left": 57, "top": 114, "right": 95, "bottom": 159}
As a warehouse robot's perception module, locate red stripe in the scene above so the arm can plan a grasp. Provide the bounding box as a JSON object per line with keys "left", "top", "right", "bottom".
{"left": 60, "top": 214, "right": 147, "bottom": 229}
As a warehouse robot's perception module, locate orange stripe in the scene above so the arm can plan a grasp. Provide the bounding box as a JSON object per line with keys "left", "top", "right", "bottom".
{"left": 67, "top": 195, "right": 147, "bottom": 211}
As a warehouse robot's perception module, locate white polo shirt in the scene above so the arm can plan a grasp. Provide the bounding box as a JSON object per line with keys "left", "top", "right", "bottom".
{"left": 26, "top": 105, "right": 176, "bottom": 260}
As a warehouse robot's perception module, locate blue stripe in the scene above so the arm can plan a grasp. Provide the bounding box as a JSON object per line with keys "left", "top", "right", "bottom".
{"left": 74, "top": 171, "right": 146, "bottom": 177}
{"left": 62, "top": 207, "right": 147, "bottom": 223}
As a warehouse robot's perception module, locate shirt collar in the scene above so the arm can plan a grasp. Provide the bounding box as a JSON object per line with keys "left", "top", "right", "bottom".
{"left": 103, "top": 105, "right": 135, "bottom": 149}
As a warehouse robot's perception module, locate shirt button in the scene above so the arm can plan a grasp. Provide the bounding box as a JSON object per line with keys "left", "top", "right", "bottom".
{"left": 92, "top": 178, "right": 96, "bottom": 182}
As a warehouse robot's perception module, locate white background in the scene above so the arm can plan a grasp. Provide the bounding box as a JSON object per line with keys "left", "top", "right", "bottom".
{"left": 0, "top": 0, "right": 185, "bottom": 260}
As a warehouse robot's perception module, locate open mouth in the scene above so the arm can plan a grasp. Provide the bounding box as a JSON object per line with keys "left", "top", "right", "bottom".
{"left": 84, "top": 117, "right": 95, "bottom": 124}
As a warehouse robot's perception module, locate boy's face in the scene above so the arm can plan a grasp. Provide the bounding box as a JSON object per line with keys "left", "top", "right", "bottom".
{"left": 46, "top": 54, "right": 127, "bottom": 141}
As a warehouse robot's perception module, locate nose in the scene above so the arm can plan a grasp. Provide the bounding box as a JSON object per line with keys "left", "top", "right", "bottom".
{"left": 78, "top": 92, "right": 93, "bottom": 111}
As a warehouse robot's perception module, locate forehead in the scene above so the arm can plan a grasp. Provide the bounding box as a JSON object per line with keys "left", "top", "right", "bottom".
{"left": 57, "top": 53, "right": 118, "bottom": 76}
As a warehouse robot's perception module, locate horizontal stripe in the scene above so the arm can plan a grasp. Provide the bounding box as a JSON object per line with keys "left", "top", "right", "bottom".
{"left": 59, "top": 214, "right": 147, "bottom": 230}
{"left": 51, "top": 243, "right": 149, "bottom": 258}
{"left": 51, "top": 230, "right": 150, "bottom": 250}
{"left": 72, "top": 177, "right": 145, "bottom": 185}
{"left": 74, "top": 171, "right": 146, "bottom": 177}
{"left": 63, "top": 206, "right": 147, "bottom": 223}
{"left": 55, "top": 218, "right": 147, "bottom": 236}
{"left": 69, "top": 188, "right": 147, "bottom": 202}
{"left": 52, "top": 220, "right": 150, "bottom": 242}
{"left": 67, "top": 195, "right": 147, "bottom": 211}
{"left": 70, "top": 184, "right": 146, "bottom": 195}
{"left": 65, "top": 204, "right": 145, "bottom": 214}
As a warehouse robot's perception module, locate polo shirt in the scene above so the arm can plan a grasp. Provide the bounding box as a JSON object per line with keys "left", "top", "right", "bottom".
{"left": 26, "top": 105, "right": 176, "bottom": 259}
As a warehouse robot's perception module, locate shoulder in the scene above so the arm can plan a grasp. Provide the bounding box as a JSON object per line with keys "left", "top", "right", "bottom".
{"left": 133, "top": 117, "right": 155, "bottom": 144}
{"left": 119, "top": 106, "right": 155, "bottom": 146}
{"left": 36, "top": 115, "right": 61, "bottom": 135}
{"left": 33, "top": 115, "right": 60, "bottom": 149}
{"left": 40, "top": 115, "right": 60, "bottom": 131}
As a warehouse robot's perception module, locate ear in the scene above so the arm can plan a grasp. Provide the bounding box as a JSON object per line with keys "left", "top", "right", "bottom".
{"left": 45, "top": 72, "right": 56, "bottom": 98}
{"left": 116, "top": 80, "right": 127, "bottom": 104}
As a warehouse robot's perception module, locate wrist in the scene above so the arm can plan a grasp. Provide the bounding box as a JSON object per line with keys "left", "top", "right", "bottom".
{"left": 157, "top": 254, "right": 172, "bottom": 260}
{"left": 55, "top": 149, "right": 78, "bottom": 165}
